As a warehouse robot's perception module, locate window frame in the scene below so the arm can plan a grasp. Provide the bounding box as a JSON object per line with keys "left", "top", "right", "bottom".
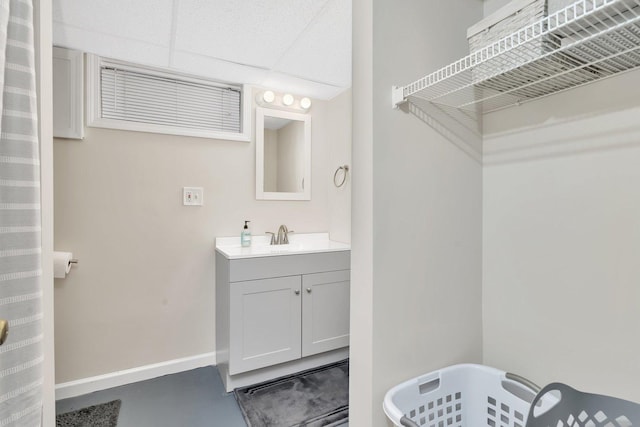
{"left": 86, "top": 54, "right": 251, "bottom": 142}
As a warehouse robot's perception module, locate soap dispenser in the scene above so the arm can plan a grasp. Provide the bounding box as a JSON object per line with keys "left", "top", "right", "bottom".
{"left": 241, "top": 221, "right": 252, "bottom": 247}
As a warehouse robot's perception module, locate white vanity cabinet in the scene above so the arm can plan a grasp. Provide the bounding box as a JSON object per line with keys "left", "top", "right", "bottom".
{"left": 215, "top": 242, "right": 350, "bottom": 392}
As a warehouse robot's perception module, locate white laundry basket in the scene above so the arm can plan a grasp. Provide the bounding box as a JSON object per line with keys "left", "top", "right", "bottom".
{"left": 383, "top": 364, "right": 551, "bottom": 427}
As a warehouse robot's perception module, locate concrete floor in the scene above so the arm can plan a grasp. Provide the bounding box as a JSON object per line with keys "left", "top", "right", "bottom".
{"left": 55, "top": 367, "right": 247, "bottom": 427}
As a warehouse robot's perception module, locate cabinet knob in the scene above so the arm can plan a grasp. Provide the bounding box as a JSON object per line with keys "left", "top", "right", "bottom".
{"left": 294, "top": 289, "right": 300, "bottom": 295}
{"left": 306, "top": 288, "right": 312, "bottom": 293}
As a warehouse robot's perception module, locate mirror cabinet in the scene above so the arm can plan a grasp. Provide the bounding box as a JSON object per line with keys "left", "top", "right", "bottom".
{"left": 256, "top": 107, "right": 311, "bottom": 201}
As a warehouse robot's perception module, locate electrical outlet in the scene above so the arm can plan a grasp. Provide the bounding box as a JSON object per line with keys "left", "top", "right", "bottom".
{"left": 183, "top": 187, "right": 204, "bottom": 206}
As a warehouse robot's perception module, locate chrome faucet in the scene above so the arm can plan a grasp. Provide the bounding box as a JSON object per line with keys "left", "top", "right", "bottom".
{"left": 267, "top": 225, "right": 293, "bottom": 245}
{"left": 277, "top": 224, "right": 290, "bottom": 245}
{"left": 266, "top": 231, "right": 277, "bottom": 245}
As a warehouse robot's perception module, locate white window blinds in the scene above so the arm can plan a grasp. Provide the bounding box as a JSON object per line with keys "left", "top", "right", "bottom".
{"left": 99, "top": 65, "right": 242, "bottom": 134}
{"left": 87, "top": 55, "right": 249, "bottom": 141}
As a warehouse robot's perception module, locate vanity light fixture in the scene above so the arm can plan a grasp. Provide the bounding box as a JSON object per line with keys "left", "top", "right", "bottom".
{"left": 262, "top": 90, "right": 275, "bottom": 103}
{"left": 256, "top": 90, "right": 312, "bottom": 112}
{"left": 300, "top": 97, "right": 312, "bottom": 110}
{"left": 282, "top": 93, "right": 294, "bottom": 106}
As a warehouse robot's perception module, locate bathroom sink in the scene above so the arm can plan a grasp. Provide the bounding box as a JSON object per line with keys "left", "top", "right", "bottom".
{"left": 215, "top": 233, "right": 350, "bottom": 259}
{"left": 266, "top": 243, "right": 295, "bottom": 252}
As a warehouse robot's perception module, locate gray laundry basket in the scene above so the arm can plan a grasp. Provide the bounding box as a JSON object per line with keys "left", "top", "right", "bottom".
{"left": 526, "top": 382, "right": 640, "bottom": 426}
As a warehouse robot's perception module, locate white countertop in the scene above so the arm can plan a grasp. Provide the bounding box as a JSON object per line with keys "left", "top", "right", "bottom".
{"left": 215, "top": 233, "right": 350, "bottom": 259}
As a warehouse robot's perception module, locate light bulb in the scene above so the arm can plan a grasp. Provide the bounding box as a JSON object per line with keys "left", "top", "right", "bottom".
{"left": 300, "top": 97, "right": 312, "bottom": 109}
{"left": 282, "top": 93, "right": 294, "bottom": 106}
{"left": 262, "top": 90, "right": 275, "bottom": 103}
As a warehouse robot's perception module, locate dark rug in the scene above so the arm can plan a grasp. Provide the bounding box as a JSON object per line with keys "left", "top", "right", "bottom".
{"left": 235, "top": 360, "right": 349, "bottom": 427}
{"left": 56, "top": 400, "right": 121, "bottom": 427}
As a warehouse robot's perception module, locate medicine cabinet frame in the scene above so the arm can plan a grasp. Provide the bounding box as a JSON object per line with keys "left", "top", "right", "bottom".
{"left": 256, "top": 107, "right": 312, "bottom": 201}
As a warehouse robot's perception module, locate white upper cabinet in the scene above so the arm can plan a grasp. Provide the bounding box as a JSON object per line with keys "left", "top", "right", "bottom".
{"left": 53, "top": 47, "right": 84, "bottom": 139}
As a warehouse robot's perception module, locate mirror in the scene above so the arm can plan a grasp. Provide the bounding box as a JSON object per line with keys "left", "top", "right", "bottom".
{"left": 256, "top": 107, "right": 311, "bottom": 200}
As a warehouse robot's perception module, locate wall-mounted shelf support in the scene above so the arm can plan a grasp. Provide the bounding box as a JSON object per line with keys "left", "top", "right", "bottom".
{"left": 392, "top": 86, "right": 406, "bottom": 109}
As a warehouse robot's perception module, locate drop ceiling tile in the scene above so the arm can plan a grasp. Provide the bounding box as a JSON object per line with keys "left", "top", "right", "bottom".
{"left": 52, "top": 0, "right": 352, "bottom": 101}
{"left": 54, "top": 23, "right": 170, "bottom": 68}
{"left": 261, "top": 72, "right": 347, "bottom": 100}
{"left": 274, "top": 0, "right": 352, "bottom": 87}
{"left": 173, "top": 0, "right": 330, "bottom": 69}
{"left": 53, "top": 0, "right": 174, "bottom": 46}
{"left": 170, "top": 50, "right": 270, "bottom": 85}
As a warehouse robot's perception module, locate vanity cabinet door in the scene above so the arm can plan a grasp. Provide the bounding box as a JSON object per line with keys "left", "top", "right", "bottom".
{"left": 301, "top": 270, "right": 350, "bottom": 357}
{"left": 229, "top": 276, "right": 302, "bottom": 375}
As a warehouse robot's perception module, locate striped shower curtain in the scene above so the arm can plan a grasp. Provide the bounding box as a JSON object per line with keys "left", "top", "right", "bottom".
{"left": 0, "top": 0, "right": 43, "bottom": 425}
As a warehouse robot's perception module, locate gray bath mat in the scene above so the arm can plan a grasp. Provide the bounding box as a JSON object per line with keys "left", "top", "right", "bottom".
{"left": 235, "top": 360, "right": 349, "bottom": 427}
{"left": 56, "top": 399, "right": 121, "bottom": 427}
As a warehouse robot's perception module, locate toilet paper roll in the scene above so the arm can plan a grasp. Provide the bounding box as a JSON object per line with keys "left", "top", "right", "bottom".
{"left": 54, "top": 251, "right": 74, "bottom": 279}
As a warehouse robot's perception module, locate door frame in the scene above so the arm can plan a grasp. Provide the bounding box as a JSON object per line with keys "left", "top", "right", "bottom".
{"left": 35, "top": 0, "right": 56, "bottom": 424}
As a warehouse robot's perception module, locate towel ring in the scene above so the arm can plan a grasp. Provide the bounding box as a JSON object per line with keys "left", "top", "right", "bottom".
{"left": 333, "top": 165, "right": 349, "bottom": 188}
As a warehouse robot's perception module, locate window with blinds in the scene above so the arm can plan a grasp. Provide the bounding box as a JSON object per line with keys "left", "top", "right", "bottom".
{"left": 86, "top": 55, "right": 250, "bottom": 141}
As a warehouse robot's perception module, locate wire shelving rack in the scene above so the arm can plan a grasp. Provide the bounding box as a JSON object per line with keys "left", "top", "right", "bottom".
{"left": 392, "top": 0, "right": 640, "bottom": 114}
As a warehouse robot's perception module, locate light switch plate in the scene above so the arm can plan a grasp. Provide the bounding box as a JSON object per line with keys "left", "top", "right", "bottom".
{"left": 183, "top": 187, "right": 204, "bottom": 206}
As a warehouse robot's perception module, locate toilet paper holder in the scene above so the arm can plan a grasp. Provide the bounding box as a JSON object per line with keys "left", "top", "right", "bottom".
{"left": 53, "top": 252, "right": 79, "bottom": 279}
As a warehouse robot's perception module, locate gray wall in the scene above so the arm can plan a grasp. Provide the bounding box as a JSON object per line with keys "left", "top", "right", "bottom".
{"left": 350, "top": 3, "right": 640, "bottom": 425}
{"left": 327, "top": 89, "right": 352, "bottom": 244}
{"left": 483, "top": 0, "right": 510, "bottom": 15}
{"left": 483, "top": 69, "right": 640, "bottom": 402}
{"left": 351, "top": 1, "right": 484, "bottom": 425}
{"left": 53, "top": 91, "right": 351, "bottom": 383}
{"left": 350, "top": 0, "right": 374, "bottom": 423}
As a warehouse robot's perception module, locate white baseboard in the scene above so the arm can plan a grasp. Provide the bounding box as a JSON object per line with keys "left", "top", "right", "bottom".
{"left": 55, "top": 352, "right": 216, "bottom": 401}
